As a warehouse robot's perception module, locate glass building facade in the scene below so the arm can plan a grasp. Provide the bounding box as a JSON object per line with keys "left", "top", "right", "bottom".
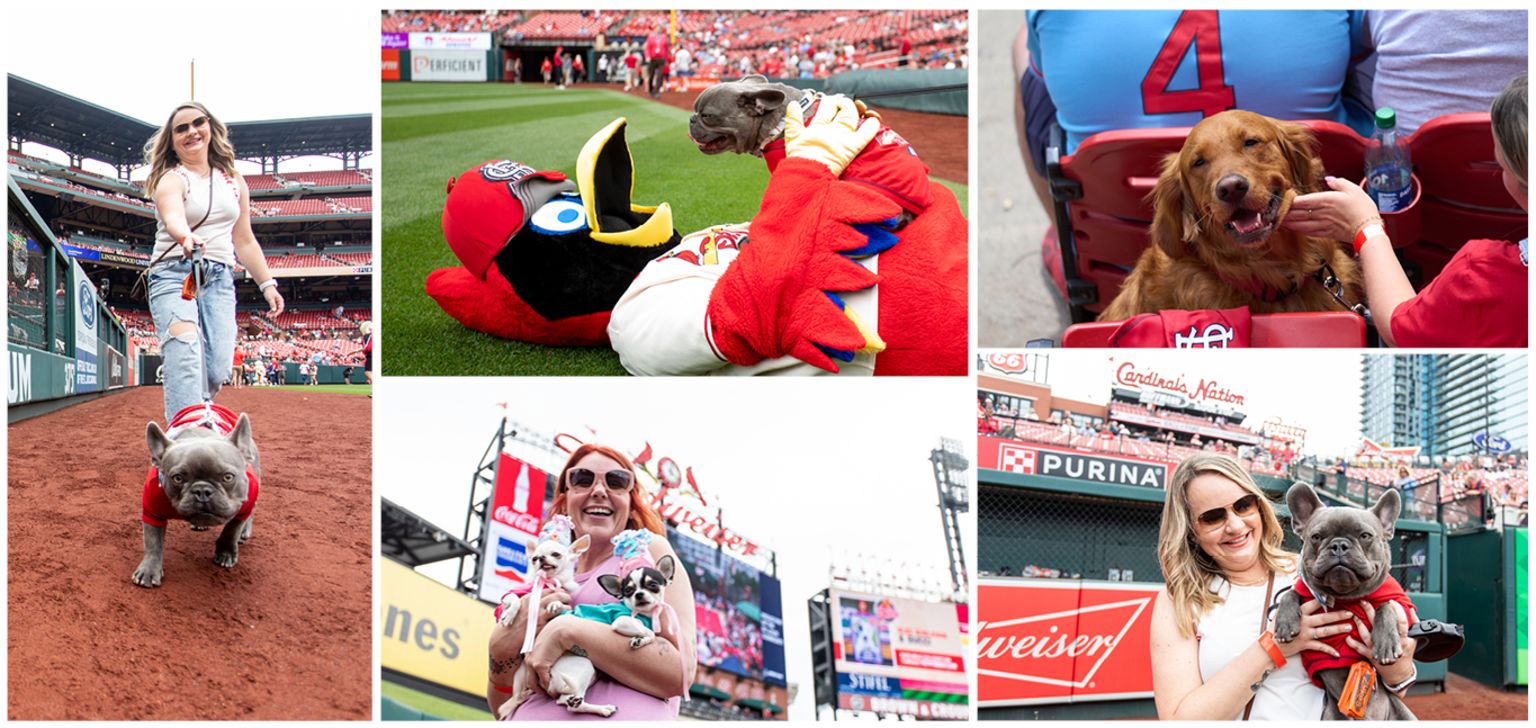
{"left": 1359, "top": 354, "right": 1527, "bottom": 459}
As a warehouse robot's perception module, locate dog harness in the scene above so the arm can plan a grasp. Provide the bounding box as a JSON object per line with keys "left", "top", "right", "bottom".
{"left": 141, "top": 403, "right": 259, "bottom": 527}
{"left": 1290, "top": 575, "right": 1416, "bottom": 686}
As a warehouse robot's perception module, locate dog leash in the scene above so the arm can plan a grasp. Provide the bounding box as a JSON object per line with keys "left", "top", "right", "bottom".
{"left": 1313, "top": 260, "right": 1373, "bottom": 327}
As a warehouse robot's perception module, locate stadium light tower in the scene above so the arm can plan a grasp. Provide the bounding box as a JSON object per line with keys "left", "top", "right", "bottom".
{"left": 930, "top": 437, "right": 970, "bottom": 597}
{"left": 456, "top": 412, "right": 560, "bottom": 597}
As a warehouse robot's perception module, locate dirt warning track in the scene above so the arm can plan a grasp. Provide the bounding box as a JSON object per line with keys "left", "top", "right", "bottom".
{"left": 8, "top": 386, "right": 372, "bottom": 720}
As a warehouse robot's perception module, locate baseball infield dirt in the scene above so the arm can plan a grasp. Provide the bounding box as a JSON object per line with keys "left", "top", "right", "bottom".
{"left": 1403, "top": 671, "right": 1527, "bottom": 720}
{"left": 8, "top": 386, "right": 371, "bottom": 720}
{"left": 651, "top": 86, "right": 969, "bottom": 185}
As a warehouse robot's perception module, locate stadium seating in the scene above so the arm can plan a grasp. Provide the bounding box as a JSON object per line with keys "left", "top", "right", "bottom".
{"left": 1399, "top": 113, "right": 1529, "bottom": 277}
{"left": 1043, "top": 121, "right": 1368, "bottom": 322}
{"left": 382, "top": 10, "right": 522, "bottom": 33}
{"left": 511, "top": 11, "right": 618, "bottom": 39}
{"left": 1060, "top": 311, "right": 1367, "bottom": 348}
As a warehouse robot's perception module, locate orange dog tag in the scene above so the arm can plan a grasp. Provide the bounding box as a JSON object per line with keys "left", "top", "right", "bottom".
{"left": 1337, "top": 661, "right": 1377, "bottom": 720}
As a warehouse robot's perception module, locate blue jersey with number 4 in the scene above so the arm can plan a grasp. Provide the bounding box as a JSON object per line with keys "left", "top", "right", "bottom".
{"left": 1026, "top": 10, "right": 1370, "bottom": 154}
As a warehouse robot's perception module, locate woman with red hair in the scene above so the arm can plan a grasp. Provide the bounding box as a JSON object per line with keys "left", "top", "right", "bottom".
{"left": 487, "top": 443, "right": 696, "bottom": 720}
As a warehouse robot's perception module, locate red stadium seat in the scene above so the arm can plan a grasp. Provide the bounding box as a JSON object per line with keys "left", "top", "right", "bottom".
{"left": 1044, "top": 120, "right": 1367, "bottom": 322}
{"left": 1401, "top": 112, "right": 1528, "bottom": 278}
{"left": 1060, "top": 311, "right": 1365, "bottom": 348}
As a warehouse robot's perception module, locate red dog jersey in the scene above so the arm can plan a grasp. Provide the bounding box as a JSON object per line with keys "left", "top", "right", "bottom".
{"left": 142, "top": 403, "right": 260, "bottom": 528}
{"left": 1291, "top": 575, "right": 1416, "bottom": 686}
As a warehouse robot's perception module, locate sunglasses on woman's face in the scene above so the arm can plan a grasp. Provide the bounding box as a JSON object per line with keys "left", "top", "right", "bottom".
{"left": 173, "top": 116, "right": 209, "bottom": 135}
{"left": 1195, "top": 493, "right": 1261, "bottom": 530}
{"left": 566, "top": 467, "right": 634, "bottom": 492}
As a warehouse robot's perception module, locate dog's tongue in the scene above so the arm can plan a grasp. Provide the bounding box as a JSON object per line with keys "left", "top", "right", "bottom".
{"left": 1231, "top": 207, "right": 1266, "bottom": 235}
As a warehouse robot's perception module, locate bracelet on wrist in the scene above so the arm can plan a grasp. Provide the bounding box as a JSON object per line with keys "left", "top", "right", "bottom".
{"left": 1384, "top": 663, "right": 1417, "bottom": 693}
{"left": 1352, "top": 217, "right": 1387, "bottom": 255}
{"left": 258, "top": 279, "right": 278, "bottom": 291}
{"left": 1257, "top": 631, "right": 1287, "bottom": 668}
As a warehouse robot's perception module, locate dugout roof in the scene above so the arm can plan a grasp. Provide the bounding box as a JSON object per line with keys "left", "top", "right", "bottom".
{"left": 381, "top": 499, "right": 478, "bottom": 567}
{"left": 8, "top": 75, "right": 371, "bottom": 167}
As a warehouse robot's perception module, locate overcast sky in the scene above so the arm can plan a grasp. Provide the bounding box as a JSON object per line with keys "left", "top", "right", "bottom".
{"left": 377, "top": 377, "right": 972, "bottom": 720}
{"left": 981, "top": 350, "right": 1367, "bottom": 457}
{"left": 7, "top": 3, "right": 376, "bottom": 175}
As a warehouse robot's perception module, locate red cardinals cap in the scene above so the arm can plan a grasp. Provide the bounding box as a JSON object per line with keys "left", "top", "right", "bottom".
{"left": 1108, "top": 307, "right": 1253, "bottom": 348}
{"left": 442, "top": 160, "right": 576, "bottom": 279}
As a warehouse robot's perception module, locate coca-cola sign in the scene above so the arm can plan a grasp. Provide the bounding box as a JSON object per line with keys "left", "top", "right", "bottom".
{"left": 977, "top": 579, "right": 1159, "bottom": 706}
{"left": 491, "top": 454, "right": 545, "bottom": 536}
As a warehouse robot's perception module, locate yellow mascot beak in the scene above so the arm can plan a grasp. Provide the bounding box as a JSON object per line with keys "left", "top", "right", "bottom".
{"left": 576, "top": 117, "right": 675, "bottom": 247}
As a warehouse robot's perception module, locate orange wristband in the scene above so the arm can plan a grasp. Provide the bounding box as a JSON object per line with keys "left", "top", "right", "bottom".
{"left": 1258, "top": 630, "right": 1287, "bottom": 668}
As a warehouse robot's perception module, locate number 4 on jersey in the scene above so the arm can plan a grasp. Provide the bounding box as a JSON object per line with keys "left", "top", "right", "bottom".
{"left": 1141, "top": 10, "right": 1236, "bottom": 118}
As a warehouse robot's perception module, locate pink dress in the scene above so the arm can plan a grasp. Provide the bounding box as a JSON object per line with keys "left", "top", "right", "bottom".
{"left": 508, "top": 553, "right": 683, "bottom": 721}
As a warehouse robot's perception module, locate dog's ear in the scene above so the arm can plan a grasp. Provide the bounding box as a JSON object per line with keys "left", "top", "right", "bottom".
{"left": 1149, "top": 152, "right": 1199, "bottom": 257}
{"left": 1286, "top": 483, "right": 1324, "bottom": 534}
{"left": 147, "top": 421, "right": 172, "bottom": 467}
{"left": 1276, "top": 120, "right": 1323, "bottom": 193}
{"left": 655, "top": 554, "right": 676, "bottom": 582}
{"left": 570, "top": 534, "right": 591, "bottom": 556}
{"left": 227, "top": 414, "right": 257, "bottom": 466}
{"left": 597, "top": 574, "right": 624, "bottom": 598}
{"left": 1370, "top": 488, "right": 1401, "bottom": 539}
{"left": 740, "top": 86, "right": 788, "bottom": 117}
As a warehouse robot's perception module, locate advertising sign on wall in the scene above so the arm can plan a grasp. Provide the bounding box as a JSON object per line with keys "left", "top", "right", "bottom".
{"left": 409, "top": 32, "right": 492, "bottom": 50}
{"left": 382, "top": 49, "right": 401, "bottom": 81}
{"left": 977, "top": 579, "right": 1160, "bottom": 706}
{"left": 380, "top": 559, "right": 492, "bottom": 697}
{"left": 411, "top": 50, "right": 488, "bottom": 81}
{"left": 668, "top": 527, "right": 786, "bottom": 686}
{"left": 71, "top": 260, "right": 99, "bottom": 393}
{"left": 476, "top": 454, "right": 546, "bottom": 603}
{"left": 978, "top": 436, "right": 1171, "bottom": 489}
{"left": 829, "top": 589, "right": 968, "bottom": 719}
{"left": 382, "top": 32, "right": 409, "bottom": 49}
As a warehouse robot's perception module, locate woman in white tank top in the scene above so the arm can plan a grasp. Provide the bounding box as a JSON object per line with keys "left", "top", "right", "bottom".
{"left": 142, "top": 102, "right": 285, "bottom": 424}
{"left": 1147, "top": 453, "right": 1417, "bottom": 719}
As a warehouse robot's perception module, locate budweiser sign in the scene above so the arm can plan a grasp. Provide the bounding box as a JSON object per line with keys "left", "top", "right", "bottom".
{"left": 648, "top": 489, "right": 761, "bottom": 556}
{"left": 1114, "top": 362, "right": 1245, "bottom": 406}
{"left": 977, "top": 580, "right": 1159, "bottom": 706}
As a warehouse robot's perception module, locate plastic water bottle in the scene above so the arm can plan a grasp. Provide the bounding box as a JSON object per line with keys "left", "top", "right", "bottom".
{"left": 1364, "top": 108, "right": 1414, "bottom": 213}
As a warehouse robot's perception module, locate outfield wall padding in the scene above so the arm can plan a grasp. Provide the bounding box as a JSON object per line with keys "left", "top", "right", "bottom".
{"left": 824, "top": 69, "right": 966, "bottom": 116}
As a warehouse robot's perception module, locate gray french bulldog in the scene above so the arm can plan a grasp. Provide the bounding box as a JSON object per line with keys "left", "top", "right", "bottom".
{"left": 1273, "top": 483, "right": 1416, "bottom": 720}
{"left": 133, "top": 415, "right": 259, "bottom": 588}
{"left": 688, "top": 75, "right": 811, "bottom": 156}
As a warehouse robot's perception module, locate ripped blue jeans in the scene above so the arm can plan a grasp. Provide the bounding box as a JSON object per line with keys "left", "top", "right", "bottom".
{"left": 148, "top": 259, "right": 236, "bottom": 424}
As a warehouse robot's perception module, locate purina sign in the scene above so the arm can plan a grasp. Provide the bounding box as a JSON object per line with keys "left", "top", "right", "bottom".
{"left": 978, "top": 437, "right": 1170, "bottom": 489}
{"left": 978, "top": 579, "right": 1160, "bottom": 706}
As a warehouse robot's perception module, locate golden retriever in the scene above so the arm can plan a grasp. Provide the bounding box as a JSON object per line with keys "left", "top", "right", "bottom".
{"left": 1099, "top": 110, "right": 1361, "bottom": 321}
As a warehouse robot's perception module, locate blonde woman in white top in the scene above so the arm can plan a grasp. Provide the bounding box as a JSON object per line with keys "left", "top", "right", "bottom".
{"left": 142, "top": 102, "right": 283, "bottom": 423}
{"left": 1148, "top": 453, "right": 1417, "bottom": 720}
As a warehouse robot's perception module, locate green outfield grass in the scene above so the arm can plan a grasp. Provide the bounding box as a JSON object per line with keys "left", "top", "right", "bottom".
{"left": 381, "top": 682, "right": 491, "bottom": 721}
{"left": 275, "top": 384, "right": 371, "bottom": 396}
{"left": 383, "top": 82, "right": 968, "bottom": 376}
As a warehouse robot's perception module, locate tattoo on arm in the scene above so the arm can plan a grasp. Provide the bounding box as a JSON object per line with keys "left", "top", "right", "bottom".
{"left": 489, "top": 654, "right": 522, "bottom": 675}
{"left": 569, "top": 643, "right": 588, "bottom": 658}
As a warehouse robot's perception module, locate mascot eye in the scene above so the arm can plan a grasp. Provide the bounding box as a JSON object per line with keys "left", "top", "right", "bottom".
{"left": 1244, "top": 138, "right": 1261, "bottom": 148}
{"left": 529, "top": 196, "right": 589, "bottom": 235}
